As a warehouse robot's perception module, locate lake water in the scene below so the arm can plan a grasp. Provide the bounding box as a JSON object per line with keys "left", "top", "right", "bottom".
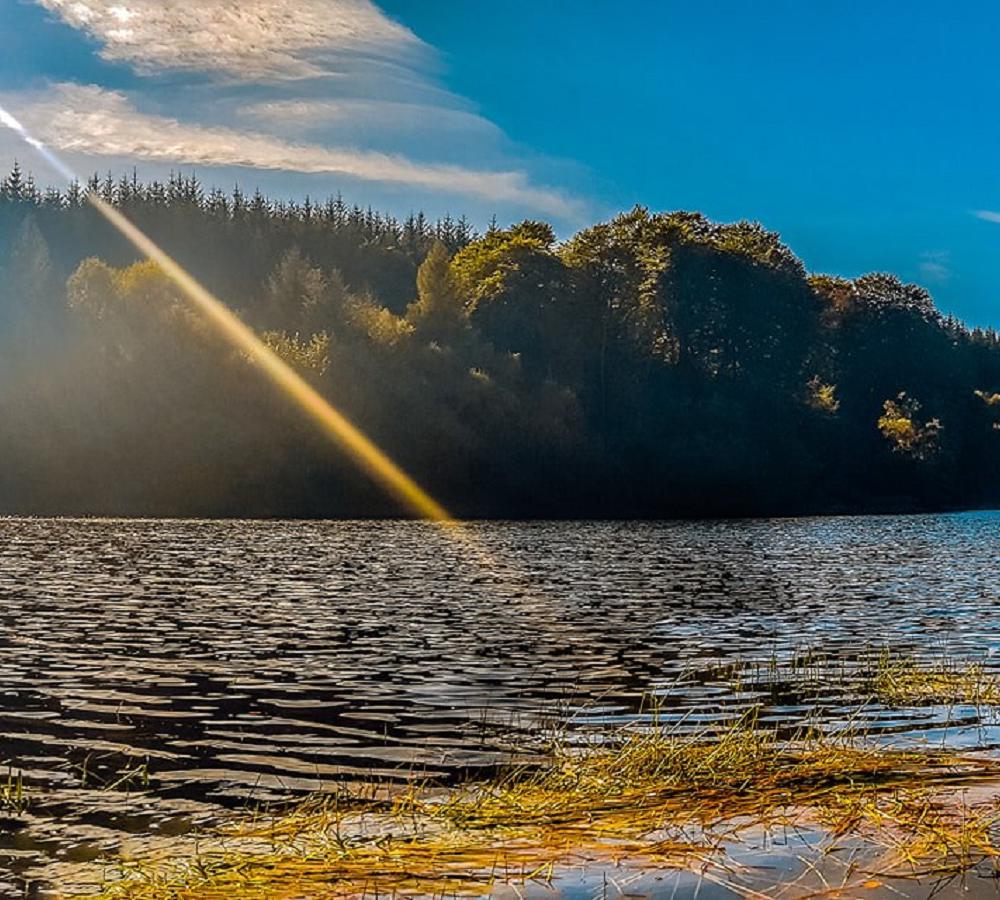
{"left": 2, "top": 513, "right": 1000, "bottom": 894}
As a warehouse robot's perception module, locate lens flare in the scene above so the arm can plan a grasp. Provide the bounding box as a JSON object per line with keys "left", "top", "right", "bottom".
{"left": 0, "top": 103, "right": 452, "bottom": 523}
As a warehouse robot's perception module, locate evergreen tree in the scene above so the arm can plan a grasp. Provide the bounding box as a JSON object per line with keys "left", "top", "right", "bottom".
{"left": 406, "top": 241, "right": 466, "bottom": 341}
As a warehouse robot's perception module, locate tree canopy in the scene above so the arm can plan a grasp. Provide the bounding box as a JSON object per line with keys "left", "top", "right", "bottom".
{"left": 1, "top": 167, "right": 999, "bottom": 518}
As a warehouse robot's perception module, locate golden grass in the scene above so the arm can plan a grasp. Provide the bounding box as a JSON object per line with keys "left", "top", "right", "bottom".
{"left": 709, "top": 647, "right": 1000, "bottom": 708}
{"left": 0, "top": 765, "right": 25, "bottom": 812}
{"left": 86, "top": 719, "right": 1000, "bottom": 900}
{"left": 820, "top": 788, "right": 1000, "bottom": 882}
{"left": 872, "top": 649, "right": 1000, "bottom": 706}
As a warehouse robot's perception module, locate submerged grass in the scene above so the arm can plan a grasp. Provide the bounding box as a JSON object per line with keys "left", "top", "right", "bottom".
{"left": 0, "top": 765, "right": 26, "bottom": 812}
{"left": 87, "top": 715, "right": 1000, "bottom": 900}
{"left": 707, "top": 646, "right": 1000, "bottom": 711}
{"left": 872, "top": 649, "right": 1000, "bottom": 706}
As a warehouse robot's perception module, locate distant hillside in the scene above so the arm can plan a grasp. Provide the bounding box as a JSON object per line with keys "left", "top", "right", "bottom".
{"left": 2, "top": 166, "right": 999, "bottom": 518}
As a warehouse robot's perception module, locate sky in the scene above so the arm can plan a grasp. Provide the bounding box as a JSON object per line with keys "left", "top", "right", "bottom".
{"left": 2, "top": 0, "right": 1000, "bottom": 326}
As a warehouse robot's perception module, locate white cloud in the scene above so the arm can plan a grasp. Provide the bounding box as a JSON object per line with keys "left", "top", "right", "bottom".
{"left": 917, "top": 251, "right": 951, "bottom": 285}
{"left": 19, "top": 0, "right": 587, "bottom": 221}
{"left": 240, "top": 98, "right": 501, "bottom": 141}
{"left": 974, "top": 210, "right": 1000, "bottom": 224}
{"left": 33, "top": 0, "right": 421, "bottom": 80}
{"left": 6, "top": 84, "right": 580, "bottom": 218}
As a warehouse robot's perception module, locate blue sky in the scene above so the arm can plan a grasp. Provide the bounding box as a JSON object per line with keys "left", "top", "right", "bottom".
{"left": 3, "top": 1, "right": 1000, "bottom": 326}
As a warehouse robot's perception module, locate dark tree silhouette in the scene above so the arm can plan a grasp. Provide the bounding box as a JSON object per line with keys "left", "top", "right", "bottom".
{"left": 1, "top": 168, "right": 999, "bottom": 518}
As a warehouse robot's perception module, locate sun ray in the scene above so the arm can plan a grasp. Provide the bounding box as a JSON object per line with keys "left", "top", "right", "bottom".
{"left": 0, "top": 102, "right": 453, "bottom": 523}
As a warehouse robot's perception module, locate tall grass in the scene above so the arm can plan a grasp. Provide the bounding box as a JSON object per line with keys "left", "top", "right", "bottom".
{"left": 87, "top": 715, "right": 1000, "bottom": 900}
{"left": 873, "top": 649, "right": 1000, "bottom": 706}
{"left": 0, "top": 766, "right": 25, "bottom": 812}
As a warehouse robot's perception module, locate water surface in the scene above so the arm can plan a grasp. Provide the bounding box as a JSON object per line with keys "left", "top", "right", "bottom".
{"left": 2, "top": 513, "right": 1000, "bottom": 893}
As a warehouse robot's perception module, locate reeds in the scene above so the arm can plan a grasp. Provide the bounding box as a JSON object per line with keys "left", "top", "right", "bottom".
{"left": 0, "top": 765, "right": 25, "bottom": 812}
{"left": 872, "top": 649, "right": 1000, "bottom": 706}
{"left": 706, "top": 646, "right": 1000, "bottom": 709}
{"left": 87, "top": 716, "right": 1000, "bottom": 900}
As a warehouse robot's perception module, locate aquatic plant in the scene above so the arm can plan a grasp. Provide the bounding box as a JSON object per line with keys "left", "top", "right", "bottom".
{"left": 86, "top": 719, "right": 1000, "bottom": 899}
{"left": 706, "top": 646, "right": 1000, "bottom": 710}
{"left": 872, "top": 649, "right": 1000, "bottom": 707}
{"left": 0, "top": 765, "right": 26, "bottom": 813}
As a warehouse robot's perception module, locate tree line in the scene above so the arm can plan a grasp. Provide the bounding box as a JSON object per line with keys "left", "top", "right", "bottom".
{"left": 2, "top": 164, "right": 999, "bottom": 517}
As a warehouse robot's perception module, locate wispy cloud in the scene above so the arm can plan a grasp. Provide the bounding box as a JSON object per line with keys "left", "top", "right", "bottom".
{"left": 33, "top": 0, "right": 422, "bottom": 80}
{"left": 917, "top": 250, "right": 951, "bottom": 285}
{"left": 16, "top": 0, "right": 586, "bottom": 221}
{"left": 7, "top": 84, "right": 580, "bottom": 218}
{"left": 974, "top": 210, "right": 1000, "bottom": 224}
{"left": 240, "top": 99, "right": 502, "bottom": 141}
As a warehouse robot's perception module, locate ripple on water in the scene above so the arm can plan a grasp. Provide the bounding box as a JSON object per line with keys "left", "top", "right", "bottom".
{"left": 1, "top": 513, "right": 1000, "bottom": 891}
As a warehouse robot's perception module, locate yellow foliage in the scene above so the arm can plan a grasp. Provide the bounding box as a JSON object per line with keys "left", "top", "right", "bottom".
{"left": 878, "top": 413, "right": 917, "bottom": 445}
{"left": 260, "top": 331, "right": 330, "bottom": 376}
{"left": 806, "top": 375, "right": 840, "bottom": 413}
{"left": 974, "top": 389, "right": 1000, "bottom": 430}
{"left": 877, "top": 393, "right": 942, "bottom": 460}
{"left": 347, "top": 299, "right": 413, "bottom": 347}
{"left": 114, "top": 260, "right": 173, "bottom": 300}
{"left": 67, "top": 258, "right": 213, "bottom": 353}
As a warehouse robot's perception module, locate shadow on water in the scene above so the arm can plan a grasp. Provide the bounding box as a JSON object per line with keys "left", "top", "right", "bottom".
{"left": 2, "top": 512, "right": 1000, "bottom": 894}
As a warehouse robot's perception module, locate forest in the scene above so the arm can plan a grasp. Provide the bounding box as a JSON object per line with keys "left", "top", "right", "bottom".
{"left": 1, "top": 163, "right": 999, "bottom": 518}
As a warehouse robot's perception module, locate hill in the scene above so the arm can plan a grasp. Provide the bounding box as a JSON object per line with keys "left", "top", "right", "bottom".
{"left": 2, "top": 166, "right": 999, "bottom": 517}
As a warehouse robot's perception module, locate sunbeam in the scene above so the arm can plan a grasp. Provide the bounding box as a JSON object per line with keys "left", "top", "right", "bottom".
{"left": 0, "top": 102, "right": 453, "bottom": 523}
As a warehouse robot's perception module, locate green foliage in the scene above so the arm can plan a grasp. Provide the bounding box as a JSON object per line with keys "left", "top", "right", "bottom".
{"left": 451, "top": 221, "right": 563, "bottom": 313}
{"left": 8, "top": 215, "right": 56, "bottom": 301}
{"left": 3, "top": 165, "right": 1000, "bottom": 517}
{"left": 261, "top": 331, "right": 331, "bottom": 376}
{"left": 853, "top": 273, "right": 936, "bottom": 319}
{"left": 451, "top": 221, "right": 576, "bottom": 373}
{"left": 711, "top": 219, "right": 805, "bottom": 277}
{"left": 560, "top": 207, "right": 678, "bottom": 364}
{"left": 346, "top": 298, "right": 414, "bottom": 348}
{"left": 263, "top": 249, "right": 348, "bottom": 333}
{"left": 405, "top": 240, "right": 466, "bottom": 341}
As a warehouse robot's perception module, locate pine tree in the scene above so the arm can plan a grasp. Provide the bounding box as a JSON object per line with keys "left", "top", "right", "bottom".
{"left": 406, "top": 240, "right": 466, "bottom": 341}
{"left": 66, "top": 180, "right": 83, "bottom": 208}
{"left": 7, "top": 215, "right": 57, "bottom": 324}
{"left": 231, "top": 184, "right": 246, "bottom": 219}
{"left": 42, "top": 187, "right": 64, "bottom": 209}
{"left": 250, "top": 188, "right": 268, "bottom": 218}
{"left": 101, "top": 171, "right": 115, "bottom": 204}
{"left": 264, "top": 248, "right": 335, "bottom": 331}
{"left": 2, "top": 161, "right": 25, "bottom": 203}
{"left": 23, "top": 173, "right": 40, "bottom": 205}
